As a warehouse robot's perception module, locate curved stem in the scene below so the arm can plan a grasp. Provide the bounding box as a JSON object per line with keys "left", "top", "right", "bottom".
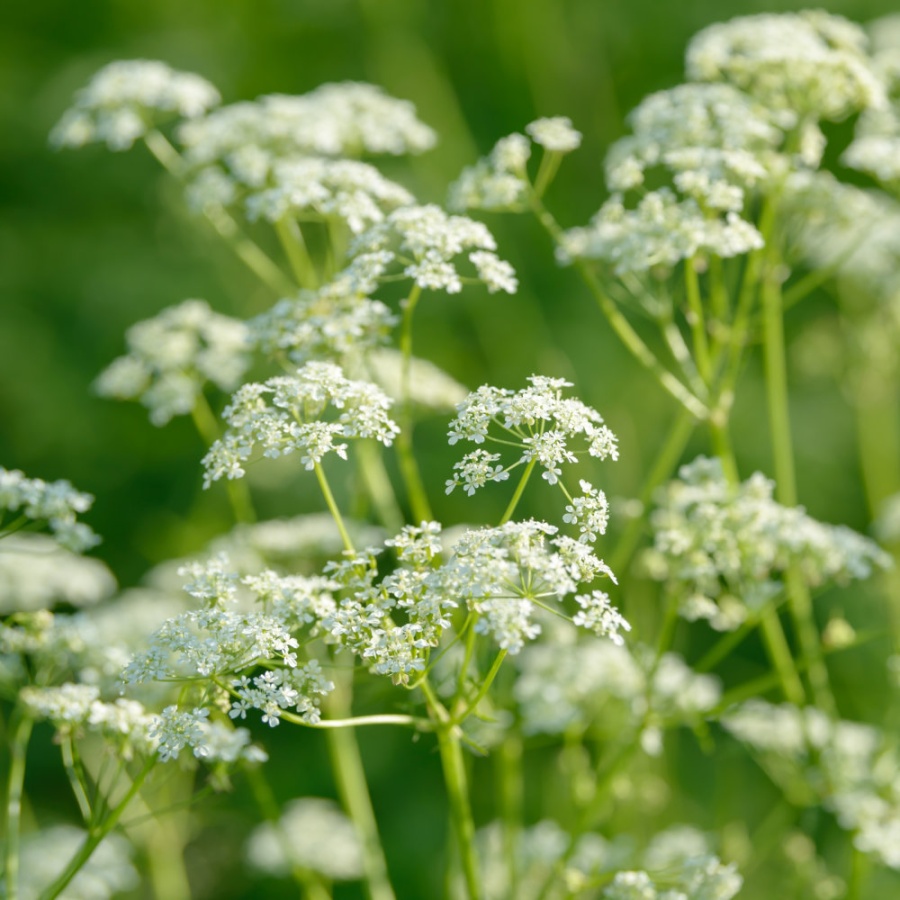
{"left": 5, "top": 710, "right": 33, "bottom": 900}
{"left": 142, "top": 131, "right": 294, "bottom": 297}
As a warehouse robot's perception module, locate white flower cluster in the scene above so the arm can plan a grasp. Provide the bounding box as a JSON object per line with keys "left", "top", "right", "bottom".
{"left": 201, "top": 361, "right": 399, "bottom": 486}
{"left": 95, "top": 299, "right": 251, "bottom": 427}
{"left": 150, "top": 705, "right": 266, "bottom": 763}
{"left": 449, "top": 117, "right": 582, "bottom": 213}
{"left": 178, "top": 82, "right": 436, "bottom": 165}
{"left": 446, "top": 376, "right": 618, "bottom": 493}
{"left": 246, "top": 797, "right": 364, "bottom": 881}
{"left": 514, "top": 628, "right": 720, "bottom": 736}
{"left": 0, "top": 466, "right": 99, "bottom": 552}
{"left": 351, "top": 203, "right": 517, "bottom": 294}
{"left": 560, "top": 188, "right": 764, "bottom": 274}
{"left": 448, "top": 133, "right": 531, "bottom": 212}
{"left": 51, "top": 59, "right": 221, "bottom": 151}
{"left": 645, "top": 457, "right": 891, "bottom": 630}
{"left": 603, "top": 857, "right": 742, "bottom": 900}
{"left": 469, "top": 820, "right": 739, "bottom": 900}
{"left": 605, "top": 83, "right": 781, "bottom": 206}
{"left": 249, "top": 285, "right": 396, "bottom": 366}
{"left": 0, "top": 534, "right": 115, "bottom": 613}
{"left": 447, "top": 520, "right": 624, "bottom": 653}
{"left": 686, "top": 11, "right": 885, "bottom": 126}
{"left": 242, "top": 157, "right": 413, "bottom": 233}
{"left": 782, "top": 171, "right": 900, "bottom": 302}
{"left": 526, "top": 116, "right": 582, "bottom": 153}
{"left": 723, "top": 700, "right": 900, "bottom": 870}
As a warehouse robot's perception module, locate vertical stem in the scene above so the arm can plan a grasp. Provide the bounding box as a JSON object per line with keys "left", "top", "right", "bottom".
{"left": 275, "top": 216, "right": 318, "bottom": 289}
{"left": 396, "top": 285, "right": 433, "bottom": 523}
{"left": 762, "top": 265, "right": 834, "bottom": 714}
{"left": 420, "top": 680, "right": 481, "bottom": 900}
{"left": 5, "top": 711, "right": 33, "bottom": 900}
{"left": 191, "top": 397, "right": 256, "bottom": 524}
{"left": 497, "top": 733, "right": 523, "bottom": 898}
{"left": 356, "top": 441, "right": 405, "bottom": 535}
{"left": 324, "top": 671, "right": 396, "bottom": 900}
{"left": 684, "top": 258, "right": 711, "bottom": 383}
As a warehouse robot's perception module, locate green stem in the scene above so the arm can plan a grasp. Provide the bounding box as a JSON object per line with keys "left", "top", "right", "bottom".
{"left": 759, "top": 604, "right": 805, "bottom": 705}
{"left": 609, "top": 409, "right": 695, "bottom": 575}
{"left": 395, "top": 285, "right": 433, "bottom": 523}
{"left": 60, "top": 734, "right": 92, "bottom": 823}
{"left": 314, "top": 463, "right": 354, "bottom": 554}
{"left": 275, "top": 216, "right": 318, "bottom": 289}
{"left": 142, "top": 130, "right": 294, "bottom": 297}
{"left": 528, "top": 191, "right": 708, "bottom": 421}
{"left": 498, "top": 733, "right": 523, "bottom": 900}
{"left": 500, "top": 458, "right": 538, "bottom": 525}
{"left": 191, "top": 397, "right": 256, "bottom": 524}
{"left": 323, "top": 672, "right": 396, "bottom": 900}
{"left": 5, "top": 710, "right": 33, "bottom": 900}
{"left": 533, "top": 150, "right": 563, "bottom": 198}
{"left": 356, "top": 441, "right": 405, "bottom": 536}
{"left": 421, "top": 680, "right": 481, "bottom": 900}
{"left": 453, "top": 650, "right": 508, "bottom": 725}
{"left": 762, "top": 262, "right": 834, "bottom": 713}
{"left": 39, "top": 759, "right": 155, "bottom": 900}
{"left": 684, "top": 258, "right": 711, "bottom": 383}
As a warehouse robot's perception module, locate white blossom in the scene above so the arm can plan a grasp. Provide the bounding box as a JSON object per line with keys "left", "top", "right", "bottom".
{"left": 95, "top": 299, "right": 251, "bottom": 426}
{"left": 448, "top": 133, "right": 531, "bottom": 212}
{"left": 52, "top": 60, "right": 220, "bottom": 151}
{"left": 526, "top": 116, "right": 582, "bottom": 153}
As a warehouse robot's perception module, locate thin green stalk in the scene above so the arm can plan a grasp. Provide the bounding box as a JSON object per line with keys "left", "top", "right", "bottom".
{"left": 453, "top": 650, "right": 508, "bottom": 725}
{"left": 142, "top": 130, "right": 294, "bottom": 297}
{"left": 759, "top": 605, "right": 805, "bottom": 705}
{"left": 497, "top": 733, "right": 523, "bottom": 900}
{"left": 421, "top": 680, "right": 481, "bottom": 900}
{"left": 527, "top": 191, "right": 708, "bottom": 421}
{"left": 275, "top": 216, "right": 318, "bottom": 289}
{"left": 314, "top": 462, "right": 354, "bottom": 554}
{"left": 761, "top": 263, "right": 834, "bottom": 714}
{"left": 694, "top": 615, "right": 760, "bottom": 673}
{"left": 609, "top": 409, "right": 695, "bottom": 575}
{"left": 60, "top": 734, "right": 92, "bottom": 823}
{"left": 533, "top": 149, "right": 563, "bottom": 198}
{"left": 324, "top": 672, "right": 396, "bottom": 900}
{"left": 191, "top": 397, "right": 256, "bottom": 524}
{"left": 356, "top": 440, "right": 405, "bottom": 536}
{"left": 684, "top": 258, "right": 711, "bottom": 383}
{"left": 500, "top": 458, "right": 538, "bottom": 525}
{"left": 5, "top": 710, "right": 34, "bottom": 900}
{"left": 395, "top": 284, "right": 433, "bottom": 523}
{"left": 39, "top": 759, "right": 155, "bottom": 900}
{"left": 661, "top": 318, "right": 708, "bottom": 400}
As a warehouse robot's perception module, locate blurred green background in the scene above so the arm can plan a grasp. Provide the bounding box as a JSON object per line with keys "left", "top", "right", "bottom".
{"left": 3, "top": 1, "right": 899, "bottom": 896}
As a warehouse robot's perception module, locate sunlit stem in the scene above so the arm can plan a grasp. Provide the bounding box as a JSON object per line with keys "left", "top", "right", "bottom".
{"left": 324, "top": 670, "right": 397, "bottom": 900}
{"left": 533, "top": 150, "right": 563, "bottom": 198}
{"left": 500, "top": 458, "right": 538, "bottom": 526}
{"left": 527, "top": 191, "right": 708, "bottom": 421}
{"left": 39, "top": 758, "right": 155, "bottom": 900}
{"left": 356, "top": 441, "right": 405, "bottom": 535}
{"left": 396, "top": 284, "right": 433, "bottom": 523}
{"left": 762, "top": 261, "right": 835, "bottom": 714}
{"left": 684, "top": 257, "right": 711, "bottom": 384}
{"left": 453, "top": 650, "right": 508, "bottom": 725}
{"left": 190, "top": 396, "right": 256, "bottom": 524}
{"left": 420, "top": 679, "right": 481, "bottom": 900}
{"left": 61, "top": 735, "right": 92, "bottom": 823}
{"left": 5, "top": 710, "right": 33, "bottom": 900}
{"left": 313, "top": 462, "right": 354, "bottom": 554}
{"left": 275, "top": 216, "right": 318, "bottom": 289}
{"left": 142, "top": 130, "right": 294, "bottom": 297}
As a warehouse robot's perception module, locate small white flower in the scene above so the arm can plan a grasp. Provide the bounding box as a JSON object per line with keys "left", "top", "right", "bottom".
{"left": 526, "top": 116, "right": 582, "bottom": 153}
